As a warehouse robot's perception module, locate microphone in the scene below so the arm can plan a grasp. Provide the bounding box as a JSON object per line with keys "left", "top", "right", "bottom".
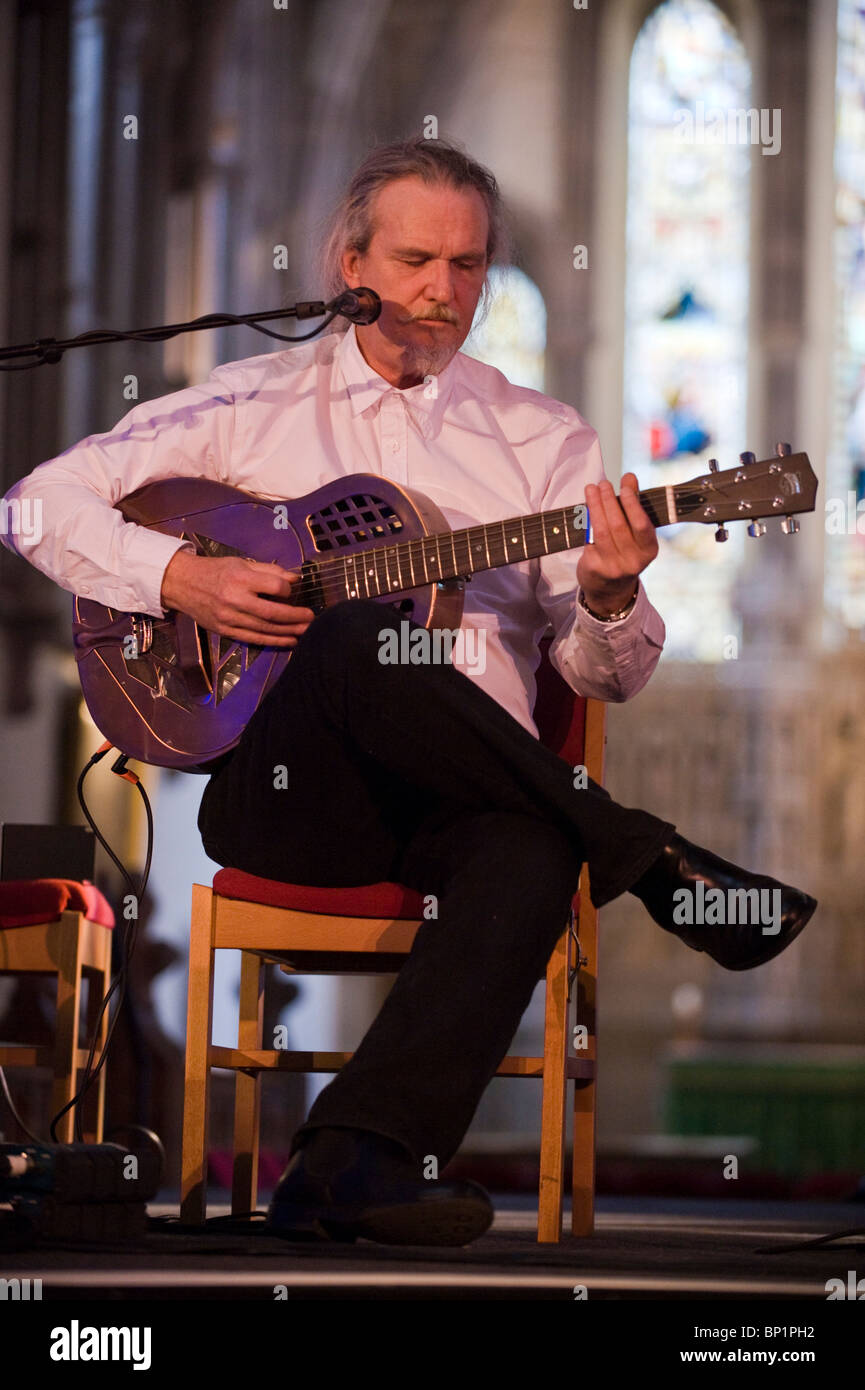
{"left": 327, "top": 287, "right": 382, "bottom": 325}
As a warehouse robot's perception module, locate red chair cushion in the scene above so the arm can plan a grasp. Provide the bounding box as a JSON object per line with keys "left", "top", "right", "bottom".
{"left": 0, "top": 879, "right": 115, "bottom": 930}
{"left": 212, "top": 868, "right": 427, "bottom": 920}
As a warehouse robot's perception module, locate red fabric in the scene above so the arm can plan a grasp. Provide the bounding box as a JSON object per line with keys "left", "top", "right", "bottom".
{"left": 533, "top": 636, "right": 588, "bottom": 765}
{"left": 0, "top": 879, "right": 115, "bottom": 930}
{"left": 212, "top": 867, "right": 427, "bottom": 920}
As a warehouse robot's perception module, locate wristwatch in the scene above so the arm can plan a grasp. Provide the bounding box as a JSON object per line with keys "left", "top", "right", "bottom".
{"left": 578, "top": 584, "right": 639, "bottom": 623}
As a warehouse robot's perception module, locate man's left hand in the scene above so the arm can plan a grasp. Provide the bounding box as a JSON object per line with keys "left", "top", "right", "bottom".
{"left": 576, "top": 472, "right": 659, "bottom": 617}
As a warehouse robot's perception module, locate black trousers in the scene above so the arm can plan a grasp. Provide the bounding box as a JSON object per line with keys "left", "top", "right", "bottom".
{"left": 197, "top": 599, "right": 674, "bottom": 1167}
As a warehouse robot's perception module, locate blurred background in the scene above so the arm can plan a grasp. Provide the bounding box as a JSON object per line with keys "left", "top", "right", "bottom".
{"left": 0, "top": 0, "right": 863, "bottom": 1199}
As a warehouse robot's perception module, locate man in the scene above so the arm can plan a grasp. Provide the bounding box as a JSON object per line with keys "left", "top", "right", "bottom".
{"left": 1, "top": 137, "right": 816, "bottom": 1247}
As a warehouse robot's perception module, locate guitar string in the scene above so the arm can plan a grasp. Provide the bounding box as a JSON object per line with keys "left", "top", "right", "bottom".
{"left": 262, "top": 479, "right": 792, "bottom": 608}
{"left": 274, "top": 470, "right": 788, "bottom": 591}
{"left": 279, "top": 487, "right": 694, "bottom": 598}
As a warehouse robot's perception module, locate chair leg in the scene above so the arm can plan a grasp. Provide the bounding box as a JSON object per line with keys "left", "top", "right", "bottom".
{"left": 232, "top": 950, "right": 265, "bottom": 1217}
{"left": 538, "top": 921, "right": 570, "bottom": 1243}
{"left": 572, "top": 883, "right": 599, "bottom": 1236}
{"left": 572, "top": 1079, "right": 596, "bottom": 1236}
{"left": 92, "top": 925, "right": 112, "bottom": 1143}
{"left": 82, "top": 928, "right": 112, "bottom": 1144}
{"left": 181, "top": 884, "right": 216, "bottom": 1225}
{"left": 52, "top": 911, "right": 84, "bottom": 1144}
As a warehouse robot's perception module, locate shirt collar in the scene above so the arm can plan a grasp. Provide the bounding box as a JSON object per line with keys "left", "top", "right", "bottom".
{"left": 334, "top": 323, "right": 459, "bottom": 433}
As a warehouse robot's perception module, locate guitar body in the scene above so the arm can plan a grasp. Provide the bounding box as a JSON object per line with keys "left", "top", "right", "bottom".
{"left": 72, "top": 475, "right": 465, "bottom": 769}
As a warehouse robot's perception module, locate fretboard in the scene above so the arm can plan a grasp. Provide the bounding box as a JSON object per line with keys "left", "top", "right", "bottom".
{"left": 335, "top": 486, "right": 674, "bottom": 601}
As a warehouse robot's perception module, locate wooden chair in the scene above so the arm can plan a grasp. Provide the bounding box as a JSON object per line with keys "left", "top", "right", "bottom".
{"left": 0, "top": 879, "right": 114, "bottom": 1142}
{"left": 180, "top": 638, "right": 606, "bottom": 1242}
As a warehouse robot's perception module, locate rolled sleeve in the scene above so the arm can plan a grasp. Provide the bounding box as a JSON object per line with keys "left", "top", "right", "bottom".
{"left": 551, "top": 579, "right": 666, "bottom": 701}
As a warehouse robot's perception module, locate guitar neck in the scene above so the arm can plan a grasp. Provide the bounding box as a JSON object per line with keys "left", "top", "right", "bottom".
{"left": 332, "top": 486, "right": 673, "bottom": 598}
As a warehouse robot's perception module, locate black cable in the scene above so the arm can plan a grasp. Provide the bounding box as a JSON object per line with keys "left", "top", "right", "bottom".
{"left": 0, "top": 1065, "right": 43, "bottom": 1144}
{"left": 68, "top": 754, "right": 152, "bottom": 1139}
{"left": 47, "top": 746, "right": 154, "bottom": 1142}
{"left": 754, "top": 1225, "right": 865, "bottom": 1255}
{"left": 0, "top": 306, "right": 342, "bottom": 371}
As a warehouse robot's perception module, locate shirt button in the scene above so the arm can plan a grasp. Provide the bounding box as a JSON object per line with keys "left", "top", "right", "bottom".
{"left": 389, "top": 439, "right": 399, "bottom": 454}
{"left": 79, "top": 585, "right": 91, "bottom": 595}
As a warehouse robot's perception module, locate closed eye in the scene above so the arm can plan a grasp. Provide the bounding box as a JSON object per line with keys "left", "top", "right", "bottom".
{"left": 395, "top": 254, "right": 485, "bottom": 269}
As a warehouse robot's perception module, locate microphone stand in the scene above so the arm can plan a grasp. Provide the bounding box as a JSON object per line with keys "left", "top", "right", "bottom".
{"left": 0, "top": 291, "right": 380, "bottom": 371}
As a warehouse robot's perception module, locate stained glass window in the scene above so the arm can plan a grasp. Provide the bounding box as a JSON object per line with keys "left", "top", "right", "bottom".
{"left": 463, "top": 265, "right": 547, "bottom": 391}
{"left": 625, "top": 0, "right": 751, "bottom": 660}
{"left": 826, "top": 0, "right": 865, "bottom": 637}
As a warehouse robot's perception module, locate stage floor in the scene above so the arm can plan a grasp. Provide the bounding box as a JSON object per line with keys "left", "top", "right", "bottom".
{"left": 4, "top": 1194, "right": 862, "bottom": 1300}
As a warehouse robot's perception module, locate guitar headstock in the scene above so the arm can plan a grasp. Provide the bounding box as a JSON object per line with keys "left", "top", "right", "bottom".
{"left": 671, "top": 444, "right": 817, "bottom": 540}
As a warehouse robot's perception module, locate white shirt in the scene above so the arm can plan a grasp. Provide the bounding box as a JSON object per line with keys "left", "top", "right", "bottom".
{"left": 0, "top": 325, "right": 666, "bottom": 735}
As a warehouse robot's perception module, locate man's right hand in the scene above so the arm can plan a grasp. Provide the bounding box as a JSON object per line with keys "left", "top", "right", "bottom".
{"left": 160, "top": 549, "right": 316, "bottom": 647}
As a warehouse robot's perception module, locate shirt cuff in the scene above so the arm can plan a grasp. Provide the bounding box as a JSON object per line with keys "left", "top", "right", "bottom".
{"left": 576, "top": 579, "right": 648, "bottom": 632}
{"left": 107, "top": 530, "right": 199, "bottom": 618}
{"left": 566, "top": 578, "right": 666, "bottom": 694}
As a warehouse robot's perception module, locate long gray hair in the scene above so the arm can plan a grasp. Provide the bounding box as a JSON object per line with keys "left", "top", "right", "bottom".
{"left": 318, "top": 136, "right": 511, "bottom": 314}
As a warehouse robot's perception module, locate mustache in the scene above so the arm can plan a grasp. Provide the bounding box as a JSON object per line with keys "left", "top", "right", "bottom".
{"left": 400, "top": 307, "right": 460, "bottom": 325}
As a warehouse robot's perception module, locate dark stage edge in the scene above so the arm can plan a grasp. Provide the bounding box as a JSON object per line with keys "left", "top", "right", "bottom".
{"left": 4, "top": 1195, "right": 863, "bottom": 1300}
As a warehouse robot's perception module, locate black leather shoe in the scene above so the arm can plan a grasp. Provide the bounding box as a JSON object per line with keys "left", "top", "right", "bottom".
{"left": 630, "top": 833, "right": 817, "bottom": 971}
{"left": 266, "top": 1126, "right": 494, "bottom": 1246}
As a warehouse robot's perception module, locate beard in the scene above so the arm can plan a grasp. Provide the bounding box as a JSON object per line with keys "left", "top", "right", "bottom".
{"left": 398, "top": 309, "right": 462, "bottom": 379}
{"left": 400, "top": 337, "right": 458, "bottom": 378}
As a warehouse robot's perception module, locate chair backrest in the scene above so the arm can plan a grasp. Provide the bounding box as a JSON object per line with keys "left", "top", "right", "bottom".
{"left": 532, "top": 633, "right": 587, "bottom": 765}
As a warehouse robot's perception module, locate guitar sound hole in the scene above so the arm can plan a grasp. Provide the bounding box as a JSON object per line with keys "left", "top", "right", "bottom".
{"left": 307, "top": 493, "right": 404, "bottom": 554}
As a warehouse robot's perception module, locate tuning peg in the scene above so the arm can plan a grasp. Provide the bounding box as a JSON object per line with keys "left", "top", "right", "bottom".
{"left": 714, "top": 523, "right": 729, "bottom": 543}
{"left": 739, "top": 451, "right": 756, "bottom": 466}
{"left": 781, "top": 515, "right": 800, "bottom": 535}
{"left": 747, "top": 521, "right": 767, "bottom": 538}
{"left": 708, "top": 458, "right": 720, "bottom": 472}
{"left": 775, "top": 441, "right": 792, "bottom": 457}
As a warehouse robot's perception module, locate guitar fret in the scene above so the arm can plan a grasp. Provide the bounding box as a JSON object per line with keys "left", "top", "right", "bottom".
{"left": 553, "top": 509, "right": 569, "bottom": 552}
{"left": 506, "top": 520, "right": 522, "bottom": 558}
{"left": 429, "top": 534, "right": 441, "bottom": 583}
{"left": 427, "top": 537, "right": 437, "bottom": 582}
{"left": 467, "top": 526, "right": 481, "bottom": 569}
{"left": 373, "top": 544, "right": 385, "bottom": 597}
